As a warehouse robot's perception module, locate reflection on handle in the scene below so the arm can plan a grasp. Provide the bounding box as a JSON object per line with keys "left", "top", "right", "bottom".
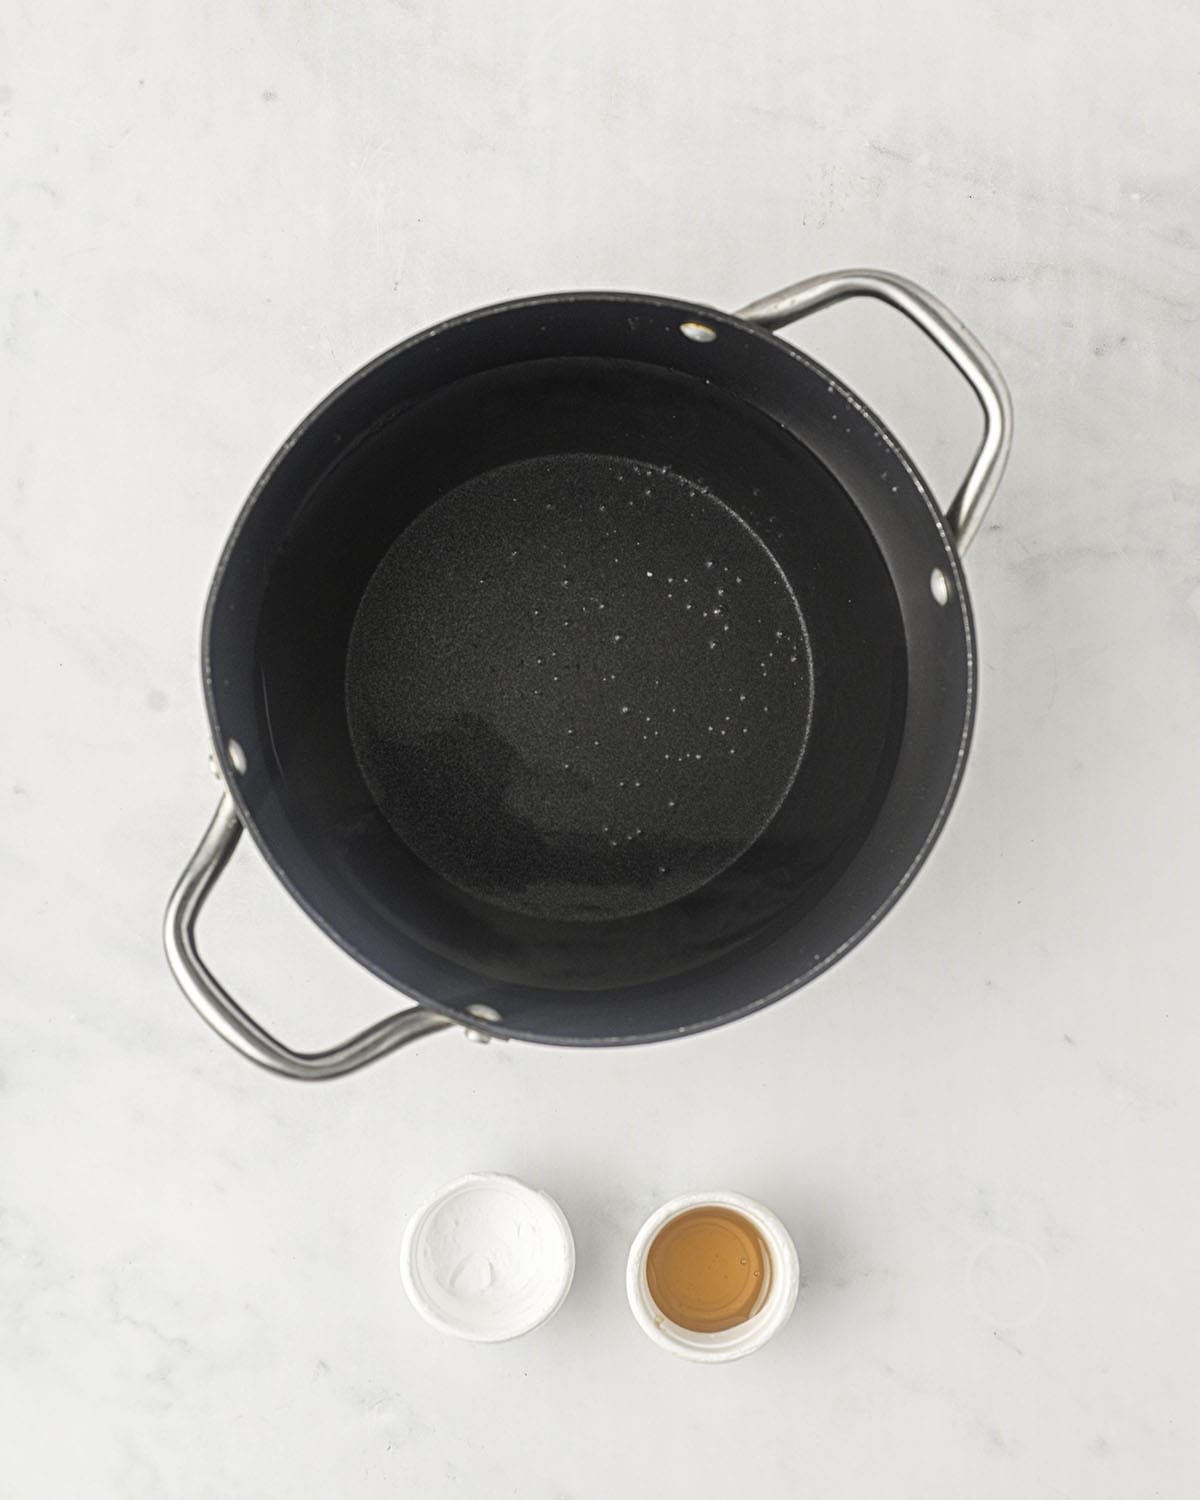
{"left": 736, "top": 269, "right": 1013, "bottom": 552}
{"left": 163, "top": 789, "right": 454, "bottom": 1079}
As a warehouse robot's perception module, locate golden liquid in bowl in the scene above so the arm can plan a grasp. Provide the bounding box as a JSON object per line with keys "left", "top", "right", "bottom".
{"left": 645, "top": 1206, "right": 771, "bottom": 1333}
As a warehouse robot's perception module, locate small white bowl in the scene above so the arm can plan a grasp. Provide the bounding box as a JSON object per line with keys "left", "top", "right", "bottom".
{"left": 401, "top": 1173, "right": 575, "bottom": 1342}
{"left": 626, "top": 1190, "right": 800, "bottom": 1362}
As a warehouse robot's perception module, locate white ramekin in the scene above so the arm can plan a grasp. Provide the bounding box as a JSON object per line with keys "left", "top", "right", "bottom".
{"left": 401, "top": 1172, "right": 575, "bottom": 1342}
{"left": 626, "top": 1190, "right": 800, "bottom": 1362}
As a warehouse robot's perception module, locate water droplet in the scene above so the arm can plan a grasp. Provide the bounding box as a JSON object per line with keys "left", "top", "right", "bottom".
{"left": 646, "top": 569, "right": 654, "bottom": 578}
{"left": 620, "top": 704, "right": 630, "bottom": 715}
{"left": 739, "top": 693, "right": 746, "bottom": 702}
{"left": 531, "top": 606, "right": 542, "bottom": 618}
{"left": 612, "top": 633, "right": 624, "bottom": 644}
{"left": 566, "top": 727, "right": 575, "bottom": 736}
{"left": 666, "top": 798, "right": 677, "bottom": 809}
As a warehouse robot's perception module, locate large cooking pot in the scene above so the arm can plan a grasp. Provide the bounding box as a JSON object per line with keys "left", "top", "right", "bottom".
{"left": 164, "top": 269, "right": 1011, "bottom": 1079}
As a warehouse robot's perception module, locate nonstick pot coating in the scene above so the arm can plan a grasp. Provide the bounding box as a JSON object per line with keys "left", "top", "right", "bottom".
{"left": 254, "top": 352, "right": 905, "bottom": 989}
{"left": 345, "top": 450, "right": 814, "bottom": 923}
{"left": 205, "top": 295, "right": 972, "bottom": 1042}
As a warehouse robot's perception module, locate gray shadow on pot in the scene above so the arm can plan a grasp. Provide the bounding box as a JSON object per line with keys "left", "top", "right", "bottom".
{"left": 352, "top": 710, "right": 745, "bottom": 923}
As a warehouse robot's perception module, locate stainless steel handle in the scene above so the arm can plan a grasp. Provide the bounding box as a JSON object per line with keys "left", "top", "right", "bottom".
{"left": 736, "top": 269, "right": 1013, "bottom": 552}
{"left": 163, "top": 789, "right": 455, "bottom": 1079}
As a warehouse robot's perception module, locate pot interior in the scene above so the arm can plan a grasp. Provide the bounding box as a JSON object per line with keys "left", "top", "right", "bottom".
{"left": 254, "top": 352, "right": 907, "bottom": 990}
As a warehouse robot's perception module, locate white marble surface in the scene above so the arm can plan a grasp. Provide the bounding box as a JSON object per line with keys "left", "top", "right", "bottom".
{"left": 3, "top": 1, "right": 1199, "bottom": 1494}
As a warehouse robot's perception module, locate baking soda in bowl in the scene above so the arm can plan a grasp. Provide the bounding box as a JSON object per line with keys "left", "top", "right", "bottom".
{"left": 401, "top": 1174, "right": 575, "bottom": 1342}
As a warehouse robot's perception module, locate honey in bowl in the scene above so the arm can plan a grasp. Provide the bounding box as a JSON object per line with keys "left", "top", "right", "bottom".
{"left": 645, "top": 1205, "right": 772, "bottom": 1332}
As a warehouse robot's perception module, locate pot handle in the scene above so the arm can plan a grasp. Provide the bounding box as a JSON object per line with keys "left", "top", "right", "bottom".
{"left": 735, "top": 269, "right": 1013, "bottom": 552}
{"left": 163, "top": 788, "right": 457, "bottom": 1079}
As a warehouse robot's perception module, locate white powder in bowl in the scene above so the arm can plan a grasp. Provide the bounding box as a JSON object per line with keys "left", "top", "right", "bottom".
{"left": 401, "top": 1174, "right": 575, "bottom": 1341}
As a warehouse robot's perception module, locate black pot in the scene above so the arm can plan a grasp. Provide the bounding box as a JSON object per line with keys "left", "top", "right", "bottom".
{"left": 165, "top": 269, "right": 1011, "bottom": 1079}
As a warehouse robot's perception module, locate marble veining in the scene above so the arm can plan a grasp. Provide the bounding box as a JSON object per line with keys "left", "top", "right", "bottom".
{"left": 3, "top": 0, "right": 1199, "bottom": 1495}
